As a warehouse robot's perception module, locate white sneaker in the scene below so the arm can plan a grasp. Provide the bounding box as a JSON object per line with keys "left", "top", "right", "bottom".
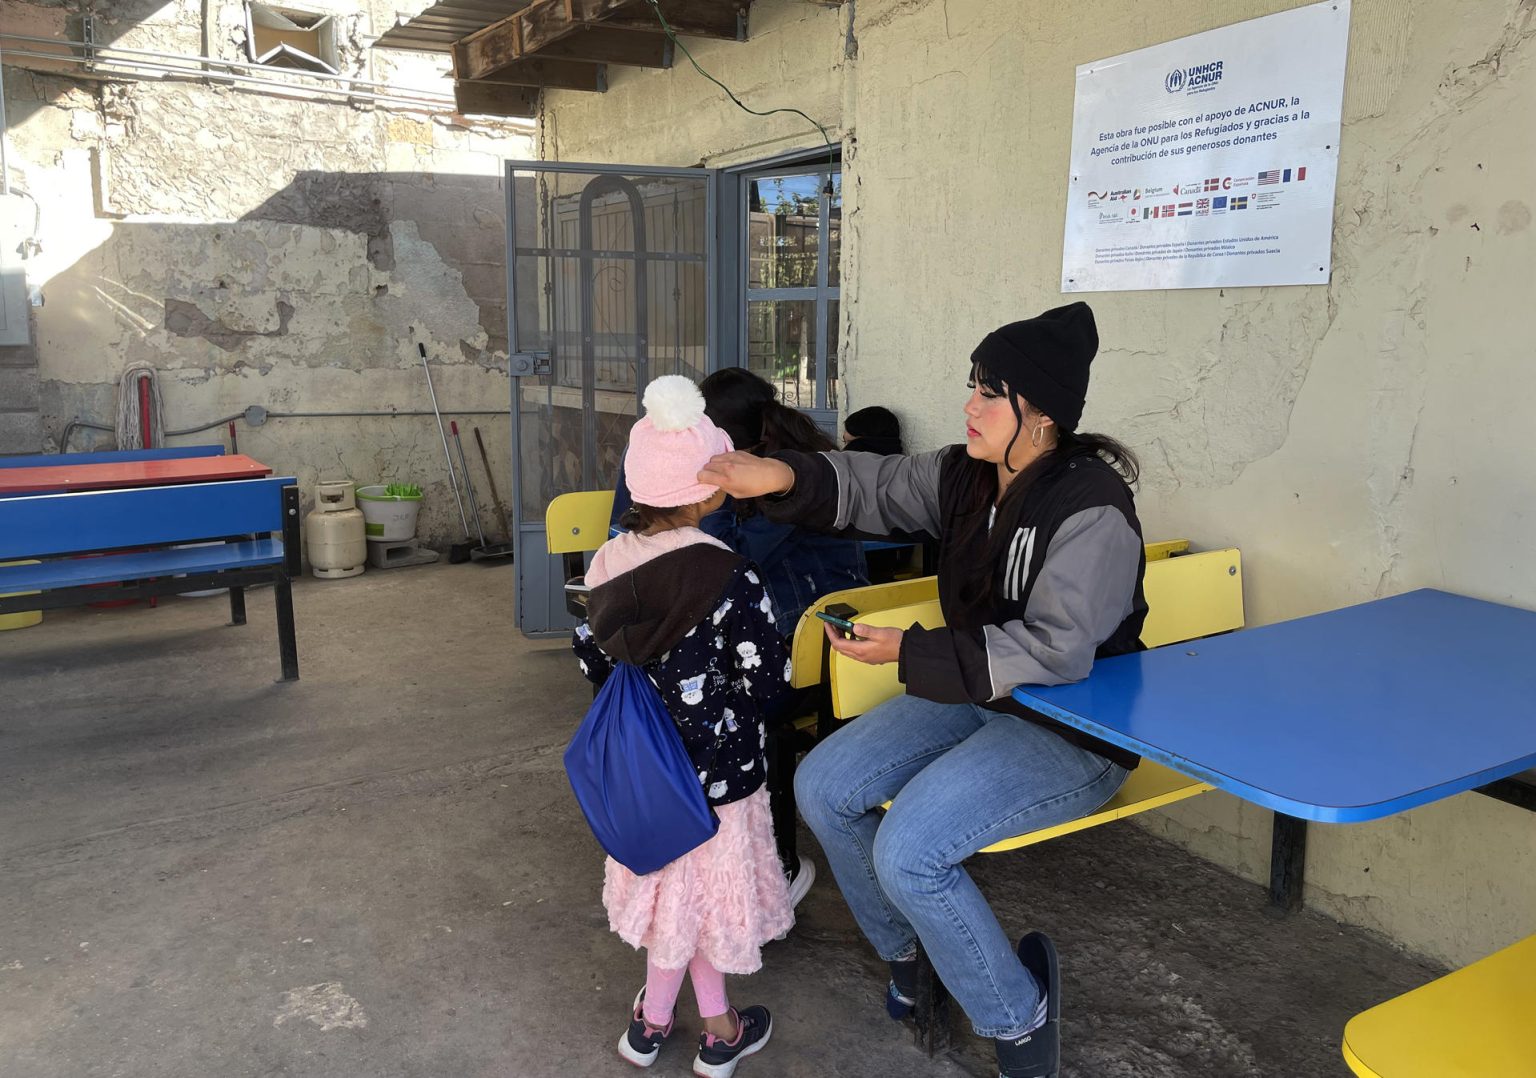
{"left": 770, "top": 858, "right": 816, "bottom": 942}
{"left": 786, "top": 857, "right": 815, "bottom": 908}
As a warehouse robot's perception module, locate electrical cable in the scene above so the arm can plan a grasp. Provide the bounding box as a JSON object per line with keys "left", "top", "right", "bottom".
{"left": 61, "top": 408, "right": 509, "bottom": 452}
{"left": 643, "top": 0, "right": 837, "bottom": 186}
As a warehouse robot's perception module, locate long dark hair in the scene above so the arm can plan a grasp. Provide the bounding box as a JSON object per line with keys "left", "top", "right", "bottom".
{"left": 699, "top": 367, "right": 834, "bottom": 455}
{"left": 698, "top": 367, "right": 832, "bottom": 522}
{"left": 966, "top": 360, "right": 1139, "bottom": 484}
{"left": 967, "top": 361, "right": 1139, "bottom": 484}
{"left": 951, "top": 361, "right": 1140, "bottom": 609}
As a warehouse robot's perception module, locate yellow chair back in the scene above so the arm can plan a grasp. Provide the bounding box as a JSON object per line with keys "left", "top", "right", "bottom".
{"left": 788, "top": 576, "right": 939, "bottom": 689}
{"left": 1143, "top": 538, "right": 1191, "bottom": 561}
{"left": 828, "top": 600, "right": 944, "bottom": 719}
{"left": 797, "top": 542, "right": 1241, "bottom": 691}
{"left": 545, "top": 491, "right": 615, "bottom": 554}
{"left": 1141, "top": 548, "right": 1243, "bottom": 648}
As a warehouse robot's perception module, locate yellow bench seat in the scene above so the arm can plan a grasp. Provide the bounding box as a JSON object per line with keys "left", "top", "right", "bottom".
{"left": 1342, "top": 934, "right": 1536, "bottom": 1078}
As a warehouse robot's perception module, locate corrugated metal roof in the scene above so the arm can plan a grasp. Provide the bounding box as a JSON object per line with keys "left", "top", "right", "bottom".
{"left": 373, "top": 0, "right": 532, "bottom": 53}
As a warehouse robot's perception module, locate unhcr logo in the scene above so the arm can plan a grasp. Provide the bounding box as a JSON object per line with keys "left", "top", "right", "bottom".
{"left": 1165, "top": 60, "right": 1224, "bottom": 94}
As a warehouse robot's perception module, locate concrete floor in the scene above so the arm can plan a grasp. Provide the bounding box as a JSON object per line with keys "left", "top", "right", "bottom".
{"left": 0, "top": 565, "right": 1441, "bottom": 1078}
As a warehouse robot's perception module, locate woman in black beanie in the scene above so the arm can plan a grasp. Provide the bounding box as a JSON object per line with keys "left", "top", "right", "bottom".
{"left": 699, "top": 302, "right": 1145, "bottom": 1078}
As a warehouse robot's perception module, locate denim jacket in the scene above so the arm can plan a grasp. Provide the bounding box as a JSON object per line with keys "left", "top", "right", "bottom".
{"left": 713, "top": 510, "right": 867, "bottom": 630}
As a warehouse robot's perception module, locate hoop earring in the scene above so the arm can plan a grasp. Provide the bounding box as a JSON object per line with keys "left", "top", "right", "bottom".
{"left": 1030, "top": 423, "right": 1045, "bottom": 449}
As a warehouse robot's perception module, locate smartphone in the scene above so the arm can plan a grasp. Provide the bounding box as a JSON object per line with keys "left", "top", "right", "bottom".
{"left": 816, "top": 610, "right": 860, "bottom": 639}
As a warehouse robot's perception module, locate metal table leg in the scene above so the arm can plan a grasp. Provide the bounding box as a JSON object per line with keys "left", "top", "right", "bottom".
{"left": 1268, "top": 813, "right": 1307, "bottom": 913}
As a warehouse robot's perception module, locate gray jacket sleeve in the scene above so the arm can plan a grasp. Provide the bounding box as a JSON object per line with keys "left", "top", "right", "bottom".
{"left": 979, "top": 505, "right": 1143, "bottom": 694}
{"left": 823, "top": 448, "right": 946, "bottom": 537}
{"left": 899, "top": 504, "right": 1142, "bottom": 703}
{"left": 764, "top": 447, "right": 946, "bottom": 539}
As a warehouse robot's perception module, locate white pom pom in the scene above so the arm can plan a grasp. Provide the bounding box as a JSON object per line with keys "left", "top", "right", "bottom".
{"left": 643, "top": 375, "right": 706, "bottom": 432}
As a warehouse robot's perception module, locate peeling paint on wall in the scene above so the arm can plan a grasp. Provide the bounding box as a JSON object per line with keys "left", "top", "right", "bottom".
{"left": 164, "top": 296, "right": 296, "bottom": 350}
{"left": 1, "top": 0, "right": 534, "bottom": 545}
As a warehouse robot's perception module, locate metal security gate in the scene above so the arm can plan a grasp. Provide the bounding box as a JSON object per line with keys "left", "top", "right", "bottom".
{"left": 506, "top": 162, "right": 717, "bottom": 635}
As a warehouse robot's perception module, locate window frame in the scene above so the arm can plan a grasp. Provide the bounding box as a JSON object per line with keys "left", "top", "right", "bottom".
{"left": 718, "top": 147, "right": 842, "bottom": 433}
{"left": 244, "top": 1, "right": 341, "bottom": 75}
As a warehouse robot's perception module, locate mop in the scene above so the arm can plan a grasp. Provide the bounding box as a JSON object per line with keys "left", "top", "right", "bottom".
{"left": 419, "top": 343, "right": 475, "bottom": 563}
{"left": 116, "top": 366, "right": 164, "bottom": 449}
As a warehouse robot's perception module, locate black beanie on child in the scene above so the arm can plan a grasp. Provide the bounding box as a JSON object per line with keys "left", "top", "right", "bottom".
{"left": 969, "top": 301, "right": 1098, "bottom": 432}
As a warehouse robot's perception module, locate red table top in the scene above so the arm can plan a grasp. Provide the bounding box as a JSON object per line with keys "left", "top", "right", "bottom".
{"left": 0, "top": 455, "right": 273, "bottom": 494}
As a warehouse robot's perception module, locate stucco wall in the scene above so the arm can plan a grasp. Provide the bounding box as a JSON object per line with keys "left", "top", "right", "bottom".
{"left": 543, "top": 0, "right": 850, "bottom": 167}
{"left": 544, "top": 0, "right": 1536, "bottom": 967}
{"left": 1, "top": 0, "right": 534, "bottom": 546}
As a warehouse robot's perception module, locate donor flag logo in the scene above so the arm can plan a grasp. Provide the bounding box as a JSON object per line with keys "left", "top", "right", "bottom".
{"left": 1165, "top": 59, "right": 1225, "bottom": 94}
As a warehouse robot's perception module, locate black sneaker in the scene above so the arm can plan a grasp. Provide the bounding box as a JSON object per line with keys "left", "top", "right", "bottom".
{"left": 995, "top": 932, "right": 1060, "bottom": 1078}
{"left": 692, "top": 1005, "right": 772, "bottom": 1078}
{"left": 617, "top": 987, "right": 672, "bottom": 1068}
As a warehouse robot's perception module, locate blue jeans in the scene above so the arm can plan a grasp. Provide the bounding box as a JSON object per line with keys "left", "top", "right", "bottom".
{"left": 794, "top": 695, "right": 1128, "bottom": 1037}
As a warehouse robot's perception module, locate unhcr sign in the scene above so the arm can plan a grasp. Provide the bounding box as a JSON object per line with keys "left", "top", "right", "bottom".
{"left": 1063, "top": 0, "right": 1350, "bottom": 292}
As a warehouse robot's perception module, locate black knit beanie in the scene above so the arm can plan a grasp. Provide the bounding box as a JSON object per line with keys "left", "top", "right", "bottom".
{"left": 844, "top": 405, "right": 901, "bottom": 441}
{"left": 969, "top": 301, "right": 1098, "bottom": 431}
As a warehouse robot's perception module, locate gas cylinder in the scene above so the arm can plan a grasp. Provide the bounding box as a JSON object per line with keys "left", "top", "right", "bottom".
{"left": 306, "top": 481, "right": 366, "bottom": 579}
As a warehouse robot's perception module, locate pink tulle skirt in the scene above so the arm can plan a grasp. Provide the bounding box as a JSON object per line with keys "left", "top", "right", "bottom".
{"left": 603, "top": 786, "right": 793, "bottom": 974}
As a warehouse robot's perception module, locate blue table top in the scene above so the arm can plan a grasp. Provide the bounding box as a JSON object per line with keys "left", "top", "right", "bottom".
{"left": 1013, "top": 589, "right": 1536, "bottom": 823}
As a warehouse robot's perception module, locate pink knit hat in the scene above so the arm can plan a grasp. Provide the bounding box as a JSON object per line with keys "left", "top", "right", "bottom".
{"left": 625, "top": 375, "right": 735, "bottom": 508}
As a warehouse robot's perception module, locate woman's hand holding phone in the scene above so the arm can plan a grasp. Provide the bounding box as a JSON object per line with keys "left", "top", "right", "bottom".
{"left": 821, "top": 618, "right": 904, "bottom": 666}
{"left": 815, "top": 610, "right": 858, "bottom": 636}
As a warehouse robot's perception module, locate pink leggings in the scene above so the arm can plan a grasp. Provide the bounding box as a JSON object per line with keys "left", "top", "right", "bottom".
{"left": 642, "top": 953, "right": 729, "bottom": 1027}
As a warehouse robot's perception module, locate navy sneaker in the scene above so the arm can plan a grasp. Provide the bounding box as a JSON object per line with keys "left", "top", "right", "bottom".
{"left": 617, "top": 987, "right": 672, "bottom": 1068}
{"left": 995, "top": 932, "right": 1060, "bottom": 1078}
{"left": 692, "top": 1005, "right": 772, "bottom": 1078}
{"left": 885, "top": 958, "right": 918, "bottom": 1020}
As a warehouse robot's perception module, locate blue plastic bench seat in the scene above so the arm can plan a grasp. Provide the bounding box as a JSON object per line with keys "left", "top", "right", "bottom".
{"left": 0, "top": 474, "right": 302, "bottom": 681}
{"left": 0, "top": 540, "right": 285, "bottom": 591}
{"left": 0, "top": 445, "right": 226, "bottom": 468}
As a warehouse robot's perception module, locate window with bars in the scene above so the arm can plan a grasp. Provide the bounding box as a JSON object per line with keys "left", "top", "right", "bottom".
{"left": 740, "top": 165, "right": 841, "bottom": 414}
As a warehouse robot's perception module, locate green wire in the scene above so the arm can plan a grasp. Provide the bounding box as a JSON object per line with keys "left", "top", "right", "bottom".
{"left": 644, "top": 0, "right": 837, "bottom": 178}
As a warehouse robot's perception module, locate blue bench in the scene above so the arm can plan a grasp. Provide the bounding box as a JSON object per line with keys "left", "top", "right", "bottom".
{"left": 0, "top": 445, "right": 227, "bottom": 467}
{"left": 0, "top": 475, "right": 303, "bottom": 681}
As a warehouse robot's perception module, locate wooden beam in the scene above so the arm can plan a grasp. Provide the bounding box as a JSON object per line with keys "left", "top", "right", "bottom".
{"left": 469, "top": 55, "right": 608, "bottom": 92}
{"left": 454, "top": 81, "right": 539, "bottom": 118}
{"left": 454, "top": 14, "right": 522, "bottom": 82}
{"left": 573, "top": 0, "right": 747, "bottom": 41}
{"left": 451, "top": 45, "right": 602, "bottom": 91}
{"left": 517, "top": 0, "right": 582, "bottom": 54}
{"left": 530, "top": 26, "right": 673, "bottom": 67}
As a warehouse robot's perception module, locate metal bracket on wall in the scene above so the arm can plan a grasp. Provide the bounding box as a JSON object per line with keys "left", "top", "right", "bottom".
{"left": 509, "top": 352, "right": 551, "bottom": 377}
{"left": 81, "top": 14, "right": 97, "bottom": 71}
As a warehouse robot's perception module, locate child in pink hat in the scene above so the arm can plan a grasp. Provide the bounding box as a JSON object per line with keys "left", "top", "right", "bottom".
{"left": 573, "top": 375, "right": 793, "bottom": 1077}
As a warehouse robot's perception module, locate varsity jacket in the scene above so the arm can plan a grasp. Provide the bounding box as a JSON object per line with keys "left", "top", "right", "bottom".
{"left": 765, "top": 445, "right": 1147, "bottom": 770}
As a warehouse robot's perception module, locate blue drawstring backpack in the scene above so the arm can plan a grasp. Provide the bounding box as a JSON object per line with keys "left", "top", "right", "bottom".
{"left": 563, "top": 661, "right": 719, "bottom": 876}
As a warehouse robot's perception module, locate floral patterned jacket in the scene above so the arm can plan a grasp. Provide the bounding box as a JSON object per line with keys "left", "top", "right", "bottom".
{"left": 574, "top": 545, "right": 791, "bottom": 807}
